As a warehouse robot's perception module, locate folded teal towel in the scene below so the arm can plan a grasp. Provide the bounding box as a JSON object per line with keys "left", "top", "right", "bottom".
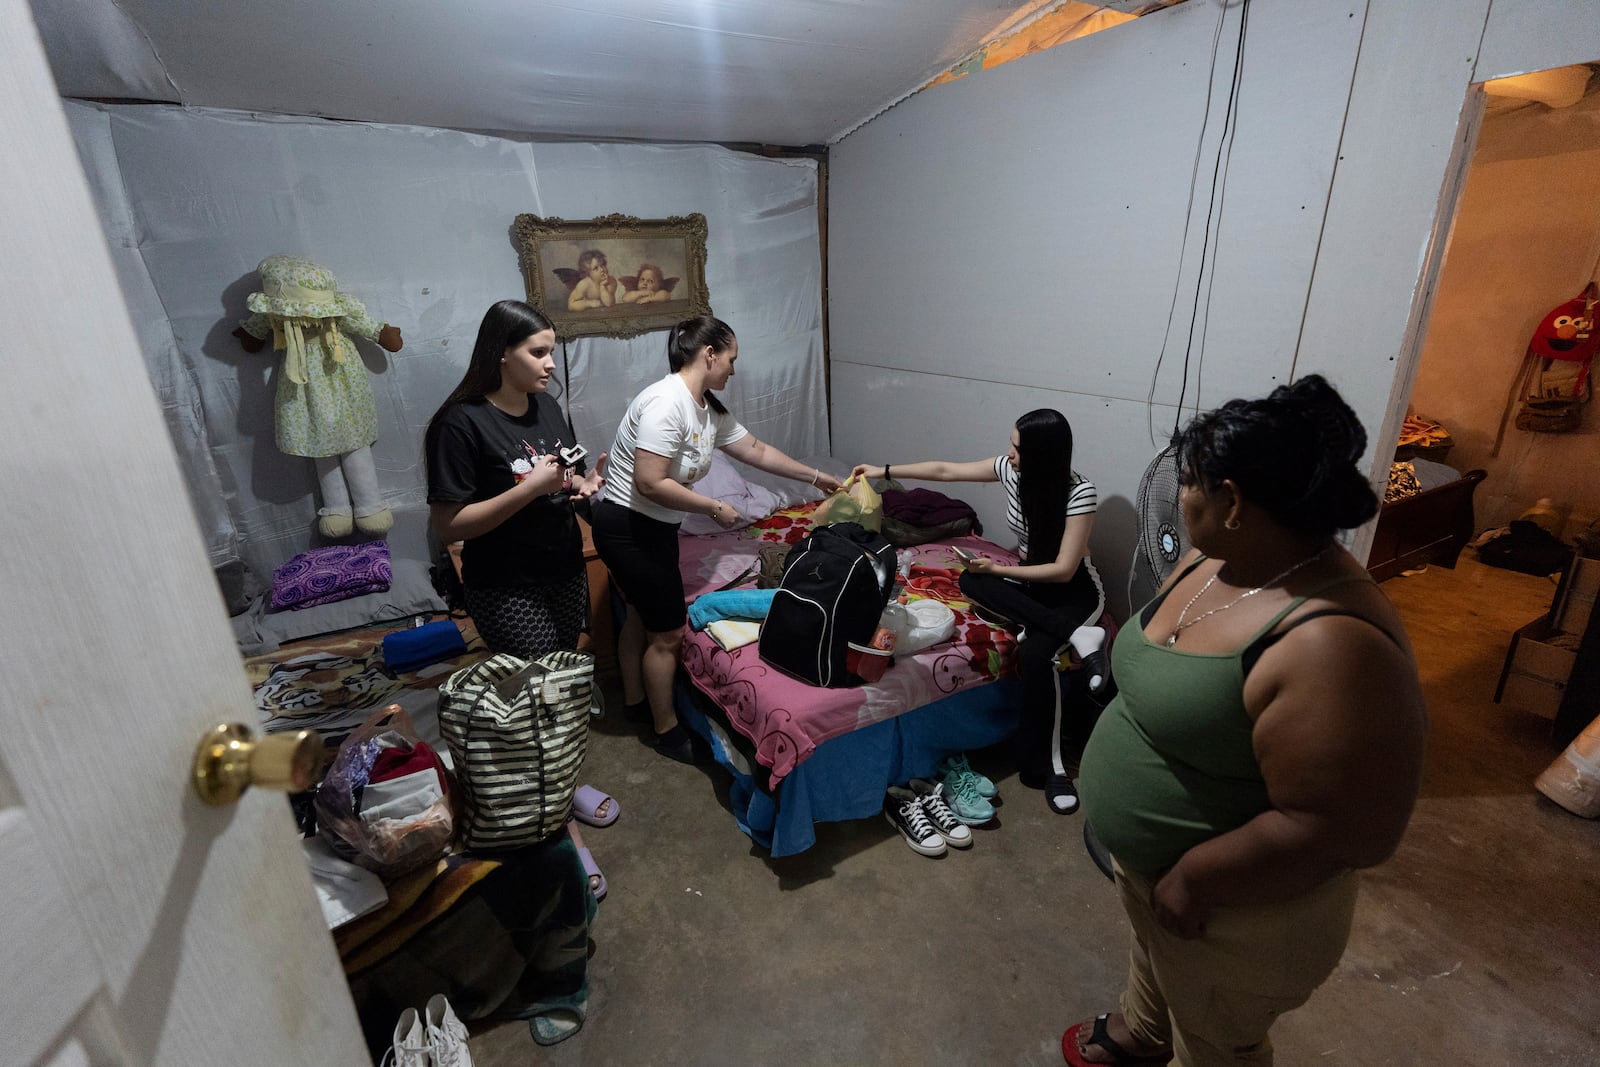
{"left": 688, "top": 588, "right": 777, "bottom": 629}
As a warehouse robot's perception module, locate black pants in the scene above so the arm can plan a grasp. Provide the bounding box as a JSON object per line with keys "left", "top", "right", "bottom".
{"left": 959, "top": 564, "right": 1104, "bottom": 780}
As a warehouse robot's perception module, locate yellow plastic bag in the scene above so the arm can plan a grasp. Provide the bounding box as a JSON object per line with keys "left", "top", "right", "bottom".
{"left": 813, "top": 473, "right": 883, "bottom": 531}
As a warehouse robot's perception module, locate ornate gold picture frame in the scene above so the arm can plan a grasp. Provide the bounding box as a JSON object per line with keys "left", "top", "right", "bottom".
{"left": 513, "top": 212, "right": 711, "bottom": 339}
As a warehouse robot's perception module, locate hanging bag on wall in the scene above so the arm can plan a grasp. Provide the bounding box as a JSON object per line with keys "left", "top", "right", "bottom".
{"left": 437, "top": 650, "right": 595, "bottom": 850}
{"left": 758, "top": 521, "right": 897, "bottom": 687}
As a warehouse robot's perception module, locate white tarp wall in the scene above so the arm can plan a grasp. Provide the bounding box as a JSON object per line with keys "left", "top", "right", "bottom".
{"left": 64, "top": 104, "right": 825, "bottom": 580}
{"left": 829, "top": 0, "right": 1600, "bottom": 617}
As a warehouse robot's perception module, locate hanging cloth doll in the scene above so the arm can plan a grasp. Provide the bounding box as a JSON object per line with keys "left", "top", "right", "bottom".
{"left": 234, "top": 255, "right": 403, "bottom": 537}
{"left": 1493, "top": 282, "right": 1599, "bottom": 454}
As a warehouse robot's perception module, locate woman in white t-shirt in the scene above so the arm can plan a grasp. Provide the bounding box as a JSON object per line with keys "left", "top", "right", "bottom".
{"left": 592, "top": 316, "right": 843, "bottom": 763}
{"left": 852, "top": 408, "right": 1107, "bottom": 815}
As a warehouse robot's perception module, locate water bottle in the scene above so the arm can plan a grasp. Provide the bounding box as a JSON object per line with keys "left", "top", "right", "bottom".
{"left": 879, "top": 601, "right": 911, "bottom": 652}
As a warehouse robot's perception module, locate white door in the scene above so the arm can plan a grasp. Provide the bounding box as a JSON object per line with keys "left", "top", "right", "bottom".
{"left": 0, "top": 6, "right": 369, "bottom": 1064}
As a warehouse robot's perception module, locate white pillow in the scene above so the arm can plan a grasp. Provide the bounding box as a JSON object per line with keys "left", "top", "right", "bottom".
{"left": 679, "top": 452, "right": 788, "bottom": 535}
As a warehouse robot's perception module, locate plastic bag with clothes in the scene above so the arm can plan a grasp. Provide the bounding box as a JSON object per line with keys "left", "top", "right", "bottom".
{"left": 315, "top": 704, "right": 455, "bottom": 879}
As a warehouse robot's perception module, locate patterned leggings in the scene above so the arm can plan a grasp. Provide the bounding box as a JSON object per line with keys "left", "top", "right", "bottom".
{"left": 464, "top": 573, "right": 590, "bottom": 659}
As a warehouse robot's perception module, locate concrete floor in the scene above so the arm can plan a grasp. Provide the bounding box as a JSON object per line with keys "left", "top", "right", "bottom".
{"left": 467, "top": 556, "right": 1600, "bottom": 1065}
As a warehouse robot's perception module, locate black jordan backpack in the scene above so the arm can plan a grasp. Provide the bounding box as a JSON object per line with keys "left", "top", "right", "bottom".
{"left": 757, "top": 522, "right": 897, "bottom": 687}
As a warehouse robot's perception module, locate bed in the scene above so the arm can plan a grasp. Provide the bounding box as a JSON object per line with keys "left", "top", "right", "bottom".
{"left": 1367, "top": 425, "right": 1487, "bottom": 583}
{"left": 671, "top": 495, "right": 1024, "bottom": 857}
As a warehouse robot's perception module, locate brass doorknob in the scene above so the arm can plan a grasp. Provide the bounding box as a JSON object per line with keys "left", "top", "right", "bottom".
{"left": 192, "top": 723, "right": 325, "bottom": 806}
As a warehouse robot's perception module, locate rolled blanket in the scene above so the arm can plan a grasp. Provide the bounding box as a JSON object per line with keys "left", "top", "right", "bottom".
{"left": 382, "top": 620, "right": 468, "bottom": 673}
{"left": 688, "top": 588, "right": 778, "bottom": 630}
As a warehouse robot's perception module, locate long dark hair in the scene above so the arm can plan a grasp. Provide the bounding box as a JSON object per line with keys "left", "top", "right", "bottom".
{"left": 668, "top": 315, "right": 734, "bottom": 415}
{"left": 1015, "top": 408, "right": 1074, "bottom": 562}
{"left": 424, "top": 300, "right": 553, "bottom": 476}
{"left": 1176, "top": 374, "right": 1378, "bottom": 537}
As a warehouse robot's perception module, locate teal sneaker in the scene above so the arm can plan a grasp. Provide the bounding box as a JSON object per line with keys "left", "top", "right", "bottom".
{"left": 935, "top": 766, "right": 996, "bottom": 825}
{"left": 941, "top": 753, "right": 997, "bottom": 799}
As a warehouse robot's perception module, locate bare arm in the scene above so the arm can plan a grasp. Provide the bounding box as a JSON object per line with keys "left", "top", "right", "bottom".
{"left": 851, "top": 459, "right": 998, "bottom": 483}
{"left": 633, "top": 448, "right": 741, "bottom": 526}
{"left": 981, "top": 512, "right": 1092, "bottom": 583}
{"left": 430, "top": 455, "right": 568, "bottom": 542}
{"left": 1151, "top": 616, "right": 1427, "bottom": 936}
{"left": 723, "top": 434, "right": 843, "bottom": 492}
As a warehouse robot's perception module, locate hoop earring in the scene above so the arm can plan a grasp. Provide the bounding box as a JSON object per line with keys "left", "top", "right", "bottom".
{"left": 1224, "top": 518, "right": 1241, "bottom": 531}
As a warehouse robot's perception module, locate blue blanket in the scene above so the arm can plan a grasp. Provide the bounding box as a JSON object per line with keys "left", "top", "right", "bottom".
{"left": 687, "top": 588, "right": 777, "bottom": 630}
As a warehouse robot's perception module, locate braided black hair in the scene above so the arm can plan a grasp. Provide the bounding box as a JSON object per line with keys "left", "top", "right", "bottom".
{"left": 1176, "top": 374, "right": 1378, "bottom": 537}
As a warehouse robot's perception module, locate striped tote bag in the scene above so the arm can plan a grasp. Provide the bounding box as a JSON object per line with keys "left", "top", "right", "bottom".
{"left": 437, "top": 650, "right": 594, "bottom": 850}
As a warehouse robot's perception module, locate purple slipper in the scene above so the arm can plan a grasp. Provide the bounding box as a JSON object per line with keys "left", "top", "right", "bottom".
{"left": 571, "top": 784, "right": 619, "bottom": 827}
{"left": 577, "top": 846, "right": 607, "bottom": 902}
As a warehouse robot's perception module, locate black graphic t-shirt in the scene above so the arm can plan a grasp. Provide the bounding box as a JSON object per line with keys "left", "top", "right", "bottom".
{"left": 426, "top": 394, "right": 583, "bottom": 588}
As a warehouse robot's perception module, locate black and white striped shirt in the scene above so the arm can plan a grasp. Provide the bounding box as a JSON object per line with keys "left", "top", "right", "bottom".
{"left": 993, "top": 456, "right": 1097, "bottom": 561}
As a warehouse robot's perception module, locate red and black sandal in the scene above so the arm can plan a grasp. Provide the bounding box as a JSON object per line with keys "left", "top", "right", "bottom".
{"left": 1061, "top": 1014, "right": 1172, "bottom": 1066}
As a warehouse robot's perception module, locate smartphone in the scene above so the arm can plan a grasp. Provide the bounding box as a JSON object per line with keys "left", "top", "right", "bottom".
{"left": 559, "top": 443, "right": 588, "bottom": 469}
{"left": 950, "top": 546, "right": 976, "bottom": 563}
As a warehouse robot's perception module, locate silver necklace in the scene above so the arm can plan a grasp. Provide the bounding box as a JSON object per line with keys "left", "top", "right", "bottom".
{"left": 1165, "top": 546, "right": 1331, "bottom": 648}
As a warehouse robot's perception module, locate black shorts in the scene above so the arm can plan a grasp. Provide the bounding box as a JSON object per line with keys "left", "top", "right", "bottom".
{"left": 590, "top": 498, "right": 686, "bottom": 632}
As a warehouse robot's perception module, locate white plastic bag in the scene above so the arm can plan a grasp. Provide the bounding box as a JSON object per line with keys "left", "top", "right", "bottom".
{"left": 881, "top": 599, "right": 957, "bottom": 655}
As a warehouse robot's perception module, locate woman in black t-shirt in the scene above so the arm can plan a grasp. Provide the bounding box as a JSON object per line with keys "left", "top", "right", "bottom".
{"left": 424, "top": 300, "right": 607, "bottom": 665}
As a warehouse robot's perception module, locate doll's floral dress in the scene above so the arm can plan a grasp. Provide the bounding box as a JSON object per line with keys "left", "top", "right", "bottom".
{"left": 240, "top": 255, "right": 381, "bottom": 458}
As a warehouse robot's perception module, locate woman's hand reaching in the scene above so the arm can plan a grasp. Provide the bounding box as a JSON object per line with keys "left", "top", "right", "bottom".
{"left": 570, "top": 452, "right": 609, "bottom": 500}
{"left": 850, "top": 464, "right": 883, "bottom": 481}
{"left": 814, "top": 470, "right": 844, "bottom": 493}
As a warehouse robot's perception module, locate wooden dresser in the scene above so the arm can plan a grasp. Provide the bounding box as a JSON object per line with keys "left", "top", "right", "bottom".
{"left": 578, "top": 515, "right": 616, "bottom": 668}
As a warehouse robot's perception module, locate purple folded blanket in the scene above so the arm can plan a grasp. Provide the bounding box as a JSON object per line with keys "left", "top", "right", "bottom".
{"left": 270, "top": 541, "right": 393, "bottom": 611}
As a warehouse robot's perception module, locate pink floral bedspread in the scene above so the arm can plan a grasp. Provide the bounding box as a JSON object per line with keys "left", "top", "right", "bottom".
{"left": 678, "top": 502, "right": 1019, "bottom": 786}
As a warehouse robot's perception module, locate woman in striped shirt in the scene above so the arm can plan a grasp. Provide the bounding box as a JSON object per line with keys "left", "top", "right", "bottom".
{"left": 852, "top": 408, "right": 1106, "bottom": 815}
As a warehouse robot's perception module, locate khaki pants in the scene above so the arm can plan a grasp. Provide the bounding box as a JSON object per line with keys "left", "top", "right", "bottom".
{"left": 1114, "top": 860, "right": 1357, "bottom": 1066}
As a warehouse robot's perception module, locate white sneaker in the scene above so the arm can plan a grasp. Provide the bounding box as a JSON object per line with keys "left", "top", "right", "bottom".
{"left": 382, "top": 1007, "right": 431, "bottom": 1067}
{"left": 425, "top": 994, "right": 474, "bottom": 1067}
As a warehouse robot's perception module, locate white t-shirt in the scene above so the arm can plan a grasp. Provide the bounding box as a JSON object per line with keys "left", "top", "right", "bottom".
{"left": 605, "top": 374, "right": 748, "bottom": 522}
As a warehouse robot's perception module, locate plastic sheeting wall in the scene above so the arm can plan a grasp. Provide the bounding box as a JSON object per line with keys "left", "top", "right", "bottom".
{"left": 828, "top": 0, "right": 1364, "bottom": 613}
{"left": 65, "top": 104, "right": 825, "bottom": 580}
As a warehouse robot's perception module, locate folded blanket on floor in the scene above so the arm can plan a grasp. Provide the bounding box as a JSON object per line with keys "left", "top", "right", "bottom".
{"left": 687, "top": 588, "right": 777, "bottom": 629}
{"left": 270, "top": 541, "right": 392, "bottom": 611}
{"left": 707, "top": 619, "right": 761, "bottom": 651}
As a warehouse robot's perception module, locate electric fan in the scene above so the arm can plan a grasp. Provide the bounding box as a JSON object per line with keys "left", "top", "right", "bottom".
{"left": 1131, "top": 440, "right": 1189, "bottom": 590}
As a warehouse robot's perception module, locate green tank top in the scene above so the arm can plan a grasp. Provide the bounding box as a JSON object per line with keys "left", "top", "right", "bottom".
{"left": 1079, "top": 562, "right": 1370, "bottom": 880}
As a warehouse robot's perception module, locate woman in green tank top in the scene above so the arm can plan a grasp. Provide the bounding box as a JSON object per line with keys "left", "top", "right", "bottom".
{"left": 1066, "top": 376, "right": 1427, "bottom": 1067}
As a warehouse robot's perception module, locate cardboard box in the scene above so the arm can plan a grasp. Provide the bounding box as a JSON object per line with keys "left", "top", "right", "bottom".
{"left": 1496, "top": 617, "right": 1577, "bottom": 720}
{"left": 1553, "top": 556, "right": 1598, "bottom": 637}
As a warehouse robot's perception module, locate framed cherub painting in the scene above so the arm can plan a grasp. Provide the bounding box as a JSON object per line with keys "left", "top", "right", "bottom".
{"left": 512, "top": 212, "right": 711, "bottom": 339}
